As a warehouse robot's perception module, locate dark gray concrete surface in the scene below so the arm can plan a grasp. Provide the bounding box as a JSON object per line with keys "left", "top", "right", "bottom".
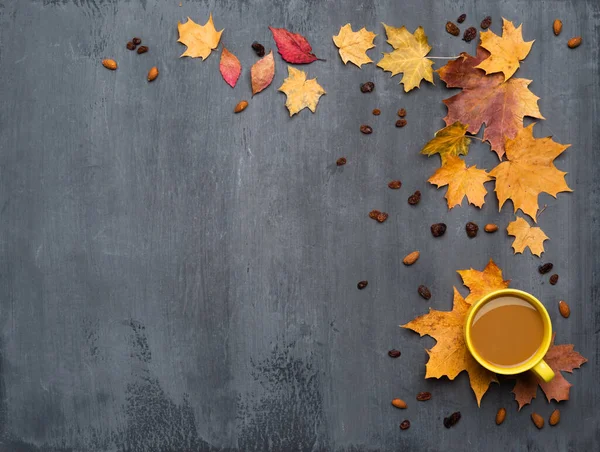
{"left": 0, "top": 1, "right": 598, "bottom": 451}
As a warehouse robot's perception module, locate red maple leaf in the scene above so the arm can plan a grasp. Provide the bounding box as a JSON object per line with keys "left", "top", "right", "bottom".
{"left": 511, "top": 334, "right": 587, "bottom": 410}
{"left": 269, "top": 26, "right": 321, "bottom": 64}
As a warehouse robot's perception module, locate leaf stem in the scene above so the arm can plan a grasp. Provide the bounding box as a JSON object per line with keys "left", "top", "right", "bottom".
{"left": 429, "top": 56, "right": 460, "bottom": 60}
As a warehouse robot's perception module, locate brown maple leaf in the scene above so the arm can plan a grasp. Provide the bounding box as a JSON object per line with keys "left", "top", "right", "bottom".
{"left": 437, "top": 47, "right": 544, "bottom": 159}
{"left": 512, "top": 333, "right": 587, "bottom": 410}
{"left": 490, "top": 124, "right": 572, "bottom": 222}
{"left": 403, "top": 287, "right": 498, "bottom": 406}
{"left": 457, "top": 259, "right": 511, "bottom": 305}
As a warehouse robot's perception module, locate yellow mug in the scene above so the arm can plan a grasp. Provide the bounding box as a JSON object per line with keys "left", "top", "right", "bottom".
{"left": 464, "top": 289, "right": 555, "bottom": 382}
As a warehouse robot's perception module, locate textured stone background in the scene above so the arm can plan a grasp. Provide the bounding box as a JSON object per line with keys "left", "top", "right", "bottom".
{"left": 0, "top": 1, "right": 598, "bottom": 451}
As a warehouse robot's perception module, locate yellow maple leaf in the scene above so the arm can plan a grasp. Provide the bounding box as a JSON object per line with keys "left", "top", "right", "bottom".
{"left": 177, "top": 14, "right": 223, "bottom": 59}
{"left": 507, "top": 216, "right": 549, "bottom": 257}
{"left": 428, "top": 156, "right": 492, "bottom": 209}
{"left": 475, "top": 18, "right": 534, "bottom": 81}
{"left": 421, "top": 122, "right": 471, "bottom": 165}
{"left": 403, "top": 287, "right": 498, "bottom": 406}
{"left": 332, "top": 24, "right": 377, "bottom": 68}
{"left": 377, "top": 24, "right": 434, "bottom": 92}
{"left": 457, "top": 259, "right": 511, "bottom": 305}
{"left": 489, "top": 124, "right": 572, "bottom": 222}
{"left": 279, "top": 66, "right": 326, "bottom": 116}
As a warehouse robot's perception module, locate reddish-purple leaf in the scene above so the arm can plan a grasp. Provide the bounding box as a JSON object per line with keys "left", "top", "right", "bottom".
{"left": 269, "top": 26, "right": 320, "bottom": 64}
{"left": 219, "top": 47, "right": 241, "bottom": 88}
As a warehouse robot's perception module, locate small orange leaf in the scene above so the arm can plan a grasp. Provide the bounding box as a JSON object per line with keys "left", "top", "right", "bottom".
{"left": 476, "top": 18, "right": 534, "bottom": 81}
{"left": 219, "top": 47, "right": 241, "bottom": 88}
{"left": 251, "top": 50, "right": 275, "bottom": 95}
{"left": 421, "top": 122, "right": 471, "bottom": 165}
{"left": 457, "top": 259, "right": 511, "bottom": 305}
{"left": 507, "top": 217, "right": 549, "bottom": 257}
{"left": 490, "top": 124, "right": 572, "bottom": 222}
{"left": 177, "top": 14, "right": 223, "bottom": 60}
{"left": 403, "top": 287, "right": 498, "bottom": 406}
{"left": 428, "top": 155, "right": 492, "bottom": 209}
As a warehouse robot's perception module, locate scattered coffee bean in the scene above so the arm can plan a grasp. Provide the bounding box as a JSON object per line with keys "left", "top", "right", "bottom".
{"left": 446, "top": 21, "right": 460, "bottom": 36}
{"left": 397, "top": 108, "right": 406, "bottom": 117}
{"left": 360, "top": 125, "right": 373, "bottom": 134}
{"left": 137, "top": 45, "right": 149, "bottom": 54}
{"left": 357, "top": 280, "right": 368, "bottom": 290}
{"left": 466, "top": 222, "right": 479, "bottom": 238}
{"left": 484, "top": 223, "right": 498, "bottom": 233}
{"left": 388, "top": 349, "right": 401, "bottom": 358}
{"left": 538, "top": 263, "right": 553, "bottom": 274}
{"left": 444, "top": 412, "right": 461, "bottom": 428}
{"left": 400, "top": 420, "right": 411, "bottom": 430}
{"left": 369, "top": 210, "right": 381, "bottom": 219}
{"left": 395, "top": 119, "right": 407, "bottom": 128}
{"left": 251, "top": 41, "right": 265, "bottom": 57}
{"left": 126, "top": 41, "right": 136, "bottom": 50}
{"left": 408, "top": 190, "right": 421, "bottom": 205}
{"left": 336, "top": 157, "right": 347, "bottom": 166}
{"left": 418, "top": 285, "right": 431, "bottom": 300}
{"left": 360, "top": 81, "right": 375, "bottom": 93}
{"left": 388, "top": 180, "right": 402, "bottom": 189}
{"left": 549, "top": 274, "right": 559, "bottom": 285}
{"left": 372, "top": 108, "right": 381, "bottom": 116}
{"left": 416, "top": 392, "right": 432, "bottom": 401}
{"left": 463, "top": 27, "right": 477, "bottom": 42}
{"left": 457, "top": 13, "right": 466, "bottom": 23}
{"left": 480, "top": 16, "right": 492, "bottom": 29}
{"left": 559, "top": 300, "right": 570, "bottom": 318}
{"left": 531, "top": 412, "right": 544, "bottom": 429}
{"left": 376, "top": 212, "right": 389, "bottom": 223}
{"left": 495, "top": 408, "right": 506, "bottom": 425}
{"left": 132, "top": 37, "right": 142, "bottom": 45}
{"left": 431, "top": 223, "right": 447, "bottom": 237}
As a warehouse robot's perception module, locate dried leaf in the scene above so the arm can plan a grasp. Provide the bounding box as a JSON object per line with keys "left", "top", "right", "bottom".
{"left": 490, "top": 124, "right": 572, "bottom": 221}
{"left": 403, "top": 288, "right": 498, "bottom": 406}
{"left": 177, "top": 14, "right": 223, "bottom": 60}
{"left": 269, "top": 26, "right": 320, "bottom": 64}
{"left": 421, "top": 122, "right": 471, "bottom": 165}
{"left": 377, "top": 24, "right": 434, "bottom": 92}
{"left": 437, "top": 47, "right": 543, "bottom": 159}
{"left": 428, "top": 156, "right": 492, "bottom": 209}
{"left": 278, "top": 66, "right": 326, "bottom": 116}
{"left": 332, "top": 24, "right": 377, "bottom": 68}
{"left": 512, "top": 334, "right": 587, "bottom": 410}
{"left": 476, "top": 18, "right": 534, "bottom": 81}
{"left": 457, "top": 259, "right": 511, "bottom": 305}
{"left": 219, "top": 47, "right": 241, "bottom": 88}
{"left": 507, "top": 217, "right": 549, "bottom": 257}
{"left": 251, "top": 50, "right": 275, "bottom": 95}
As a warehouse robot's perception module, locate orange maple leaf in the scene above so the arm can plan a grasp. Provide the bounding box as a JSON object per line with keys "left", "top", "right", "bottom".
{"left": 490, "top": 124, "right": 572, "bottom": 222}
{"left": 476, "top": 18, "right": 534, "bottom": 81}
{"left": 177, "top": 14, "right": 223, "bottom": 60}
{"left": 512, "top": 333, "right": 587, "bottom": 410}
{"left": 507, "top": 217, "right": 549, "bottom": 257}
{"left": 402, "top": 287, "right": 498, "bottom": 406}
{"left": 428, "top": 155, "right": 492, "bottom": 209}
{"left": 437, "top": 47, "right": 543, "bottom": 159}
{"left": 457, "top": 259, "right": 511, "bottom": 305}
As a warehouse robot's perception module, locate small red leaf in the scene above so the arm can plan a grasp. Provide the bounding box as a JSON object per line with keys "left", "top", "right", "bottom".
{"left": 269, "top": 26, "right": 320, "bottom": 64}
{"left": 250, "top": 50, "right": 275, "bottom": 95}
{"left": 219, "top": 47, "right": 241, "bottom": 88}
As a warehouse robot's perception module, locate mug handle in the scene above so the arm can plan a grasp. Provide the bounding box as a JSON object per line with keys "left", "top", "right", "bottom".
{"left": 531, "top": 360, "right": 555, "bottom": 382}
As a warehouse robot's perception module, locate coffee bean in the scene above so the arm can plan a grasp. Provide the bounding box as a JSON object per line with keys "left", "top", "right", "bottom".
{"left": 360, "top": 81, "right": 375, "bottom": 93}
{"left": 137, "top": 45, "right": 149, "bottom": 54}
{"left": 388, "top": 180, "right": 402, "bottom": 189}
{"left": 538, "top": 263, "right": 553, "bottom": 274}
{"left": 416, "top": 392, "right": 432, "bottom": 401}
{"left": 336, "top": 157, "right": 347, "bottom": 166}
{"left": 457, "top": 14, "right": 466, "bottom": 23}
{"left": 388, "top": 349, "right": 401, "bottom": 358}
{"left": 446, "top": 22, "right": 460, "bottom": 36}
{"left": 481, "top": 16, "right": 492, "bottom": 29}
{"left": 251, "top": 41, "right": 265, "bottom": 57}
{"left": 372, "top": 108, "right": 381, "bottom": 116}
{"left": 376, "top": 212, "right": 389, "bottom": 223}
{"left": 408, "top": 190, "right": 421, "bottom": 205}
{"left": 431, "top": 223, "right": 447, "bottom": 237}
{"left": 397, "top": 108, "right": 406, "bottom": 117}
{"left": 126, "top": 41, "right": 136, "bottom": 50}
{"left": 444, "top": 412, "right": 461, "bottom": 428}
{"left": 360, "top": 125, "right": 373, "bottom": 134}
{"left": 418, "top": 285, "right": 431, "bottom": 300}
{"left": 466, "top": 222, "right": 479, "bottom": 238}
{"left": 369, "top": 210, "right": 380, "bottom": 219}
{"left": 395, "top": 119, "right": 407, "bottom": 128}
{"left": 132, "top": 37, "right": 142, "bottom": 45}
{"left": 357, "top": 280, "right": 368, "bottom": 290}
{"left": 463, "top": 27, "right": 477, "bottom": 42}
{"left": 400, "top": 420, "right": 411, "bottom": 430}
{"left": 549, "top": 274, "right": 559, "bottom": 285}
